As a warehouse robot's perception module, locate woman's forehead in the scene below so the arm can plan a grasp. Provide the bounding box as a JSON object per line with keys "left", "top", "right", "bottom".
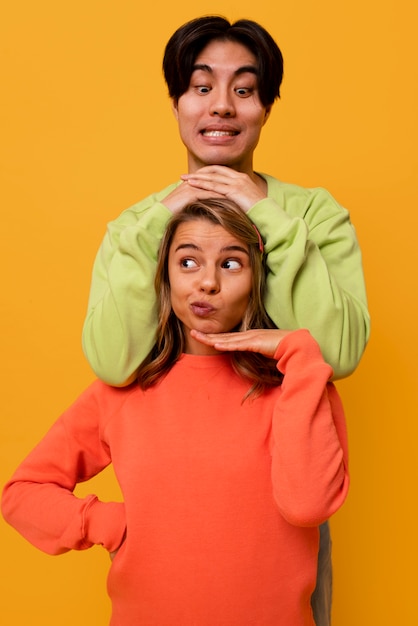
{"left": 170, "top": 220, "right": 249, "bottom": 254}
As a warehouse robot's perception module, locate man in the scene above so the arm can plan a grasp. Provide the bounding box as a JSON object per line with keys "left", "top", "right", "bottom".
{"left": 82, "top": 16, "right": 370, "bottom": 625}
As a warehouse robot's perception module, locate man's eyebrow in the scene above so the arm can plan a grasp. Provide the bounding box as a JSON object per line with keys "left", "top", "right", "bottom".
{"left": 191, "top": 63, "right": 258, "bottom": 77}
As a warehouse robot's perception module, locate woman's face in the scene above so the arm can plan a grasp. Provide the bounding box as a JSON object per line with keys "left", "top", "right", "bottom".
{"left": 168, "top": 218, "right": 253, "bottom": 355}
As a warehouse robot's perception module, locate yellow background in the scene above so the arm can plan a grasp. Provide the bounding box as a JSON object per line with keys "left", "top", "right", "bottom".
{"left": 1, "top": 1, "right": 417, "bottom": 624}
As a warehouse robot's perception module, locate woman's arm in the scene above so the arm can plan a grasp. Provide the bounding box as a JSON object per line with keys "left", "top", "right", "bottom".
{"left": 270, "top": 330, "right": 349, "bottom": 526}
{"left": 1, "top": 383, "right": 126, "bottom": 555}
{"left": 192, "top": 327, "right": 349, "bottom": 525}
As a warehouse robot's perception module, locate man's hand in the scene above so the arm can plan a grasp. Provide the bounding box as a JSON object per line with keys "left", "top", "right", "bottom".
{"left": 181, "top": 166, "right": 266, "bottom": 212}
{"left": 162, "top": 178, "right": 224, "bottom": 214}
{"left": 162, "top": 165, "right": 267, "bottom": 214}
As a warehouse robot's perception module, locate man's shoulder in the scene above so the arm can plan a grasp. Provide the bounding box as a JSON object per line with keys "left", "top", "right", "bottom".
{"left": 262, "top": 173, "right": 346, "bottom": 216}
{"left": 125, "top": 181, "right": 180, "bottom": 214}
{"left": 262, "top": 173, "right": 334, "bottom": 201}
{"left": 106, "top": 181, "right": 180, "bottom": 228}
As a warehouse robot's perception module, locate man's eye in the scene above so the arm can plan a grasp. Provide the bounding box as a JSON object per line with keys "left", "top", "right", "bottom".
{"left": 195, "top": 85, "right": 211, "bottom": 94}
{"left": 235, "top": 87, "right": 253, "bottom": 97}
{"left": 181, "top": 258, "right": 198, "bottom": 268}
{"left": 222, "top": 259, "right": 242, "bottom": 270}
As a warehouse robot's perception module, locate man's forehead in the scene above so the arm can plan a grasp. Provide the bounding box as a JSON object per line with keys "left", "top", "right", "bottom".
{"left": 193, "top": 39, "right": 258, "bottom": 71}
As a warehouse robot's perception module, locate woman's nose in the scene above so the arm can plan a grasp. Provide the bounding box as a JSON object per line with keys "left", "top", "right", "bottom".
{"left": 199, "top": 268, "right": 220, "bottom": 293}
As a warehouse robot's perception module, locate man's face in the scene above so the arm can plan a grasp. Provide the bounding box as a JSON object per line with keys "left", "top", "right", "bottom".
{"left": 172, "top": 39, "right": 271, "bottom": 175}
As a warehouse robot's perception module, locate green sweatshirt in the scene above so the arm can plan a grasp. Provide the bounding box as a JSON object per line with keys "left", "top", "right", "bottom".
{"left": 82, "top": 174, "right": 370, "bottom": 384}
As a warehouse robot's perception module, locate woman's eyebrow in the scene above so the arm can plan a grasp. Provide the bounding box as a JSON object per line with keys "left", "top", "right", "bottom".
{"left": 174, "top": 243, "right": 249, "bottom": 255}
{"left": 174, "top": 243, "right": 200, "bottom": 252}
{"left": 220, "top": 245, "right": 249, "bottom": 255}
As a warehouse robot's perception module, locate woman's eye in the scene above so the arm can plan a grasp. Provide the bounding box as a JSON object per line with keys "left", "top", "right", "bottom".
{"left": 222, "top": 259, "right": 242, "bottom": 270}
{"left": 181, "top": 258, "right": 198, "bottom": 268}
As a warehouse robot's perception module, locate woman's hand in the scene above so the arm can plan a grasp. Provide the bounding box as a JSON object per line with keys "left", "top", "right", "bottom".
{"left": 190, "top": 328, "right": 293, "bottom": 358}
{"left": 109, "top": 548, "right": 119, "bottom": 561}
{"left": 109, "top": 530, "right": 127, "bottom": 561}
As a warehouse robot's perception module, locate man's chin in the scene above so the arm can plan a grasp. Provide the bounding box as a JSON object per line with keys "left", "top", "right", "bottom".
{"left": 194, "top": 155, "right": 243, "bottom": 170}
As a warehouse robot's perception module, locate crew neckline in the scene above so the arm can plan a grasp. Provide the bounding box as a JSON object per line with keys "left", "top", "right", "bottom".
{"left": 177, "top": 352, "right": 231, "bottom": 369}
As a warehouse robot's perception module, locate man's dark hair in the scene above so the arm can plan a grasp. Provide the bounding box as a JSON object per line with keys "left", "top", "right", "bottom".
{"left": 163, "top": 16, "right": 284, "bottom": 106}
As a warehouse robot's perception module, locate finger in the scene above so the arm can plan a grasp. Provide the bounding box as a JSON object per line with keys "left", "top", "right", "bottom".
{"left": 182, "top": 176, "right": 232, "bottom": 192}
{"left": 191, "top": 330, "right": 241, "bottom": 344}
{"left": 163, "top": 185, "right": 225, "bottom": 212}
{"left": 191, "top": 330, "right": 261, "bottom": 352}
{"left": 191, "top": 165, "right": 239, "bottom": 177}
{"left": 181, "top": 175, "right": 264, "bottom": 212}
{"left": 181, "top": 167, "right": 244, "bottom": 186}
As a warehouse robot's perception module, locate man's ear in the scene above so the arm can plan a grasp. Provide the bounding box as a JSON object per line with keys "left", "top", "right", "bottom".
{"left": 171, "top": 98, "right": 179, "bottom": 120}
{"left": 263, "top": 105, "right": 273, "bottom": 126}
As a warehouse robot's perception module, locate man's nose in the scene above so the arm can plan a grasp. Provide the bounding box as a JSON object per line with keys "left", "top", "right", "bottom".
{"left": 209, "top": 89, "right": 236, "bottom": 117}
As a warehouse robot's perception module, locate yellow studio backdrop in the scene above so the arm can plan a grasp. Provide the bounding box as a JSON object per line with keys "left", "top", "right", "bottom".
{"left": 1, "top": 1, "right": 417, "bottom": 624}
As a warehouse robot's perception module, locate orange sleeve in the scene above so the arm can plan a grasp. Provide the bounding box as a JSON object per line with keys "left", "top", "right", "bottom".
{"left": 271, "top": 329, "right": 349, "bottom": 526}
{"left": 1, "top": 383, "right": 126, "bottom": 555}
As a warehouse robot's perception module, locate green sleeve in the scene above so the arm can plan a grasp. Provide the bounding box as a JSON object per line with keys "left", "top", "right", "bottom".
{"left": 82, "top": 186, "right": 176, "bottom": 384}
{"left": 83, "top": 178, "right": 369, "bottom": 384}
{"left": 248, "top": 183, "right": 370, "bottom": 379}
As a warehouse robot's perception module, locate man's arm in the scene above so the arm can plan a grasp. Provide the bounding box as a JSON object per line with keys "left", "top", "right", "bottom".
{"left": 82, "top": 178, "right": 233, "bottom": 385}
{"left": 180, "top": 168, "right": 370, "bottom": 378}
{"left": 83, "top": 174, "right": 369, "bottom": 384}
{"left": 82, "top": 190, "right": 175, "bottom": 385}
{"left": 249, "top": 182, "right": 370, "bottom": 379}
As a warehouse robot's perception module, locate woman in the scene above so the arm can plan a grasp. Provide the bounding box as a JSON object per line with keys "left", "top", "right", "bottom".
{"left": 2, "top": 198, "right": 349, "bottom": 625}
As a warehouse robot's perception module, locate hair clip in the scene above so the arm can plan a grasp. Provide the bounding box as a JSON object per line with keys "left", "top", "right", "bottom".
{"left": 252, "top": 224, "right": 264, "bottom": 253}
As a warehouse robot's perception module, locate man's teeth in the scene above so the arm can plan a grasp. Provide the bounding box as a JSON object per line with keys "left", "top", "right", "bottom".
{"left": 203, "top": 130, "right": 236, "bottom": 136}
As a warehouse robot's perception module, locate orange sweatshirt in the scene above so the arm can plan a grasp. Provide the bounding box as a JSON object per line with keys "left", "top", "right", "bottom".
{"left": 2, "top": 330, "right": 349, "bottom": 625}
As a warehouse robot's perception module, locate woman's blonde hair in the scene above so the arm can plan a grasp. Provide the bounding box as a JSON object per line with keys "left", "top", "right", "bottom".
{"left": 137, "top": 198, "right": 282, "bottom": 398}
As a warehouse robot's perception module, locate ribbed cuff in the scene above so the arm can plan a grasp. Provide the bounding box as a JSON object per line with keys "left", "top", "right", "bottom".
{"left": 82, "top": 496, "right": 126, "bottom": 552}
